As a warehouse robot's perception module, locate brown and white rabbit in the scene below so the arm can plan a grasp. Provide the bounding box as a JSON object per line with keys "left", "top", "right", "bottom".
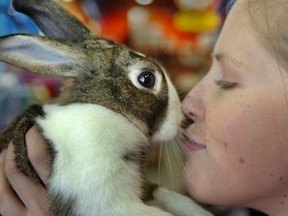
{"left": 0, "top": 0, "right": 213, "bottom": 215}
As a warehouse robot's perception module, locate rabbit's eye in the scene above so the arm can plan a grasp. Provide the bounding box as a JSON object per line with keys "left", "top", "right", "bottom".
{"left": 129, "top": 67, "right": 162, "bottom": 93}
{"left": 138, "top": 72, "right": 155, "bottom": 89}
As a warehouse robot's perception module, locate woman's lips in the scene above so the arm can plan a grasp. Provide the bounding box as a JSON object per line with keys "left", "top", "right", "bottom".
{"left": 183, "top": 138, "right": 206, "bottom": 153}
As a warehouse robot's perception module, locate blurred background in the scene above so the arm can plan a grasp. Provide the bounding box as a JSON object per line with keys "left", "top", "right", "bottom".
{"left": 0, "top": 0, "right": 265, "bottom": 215}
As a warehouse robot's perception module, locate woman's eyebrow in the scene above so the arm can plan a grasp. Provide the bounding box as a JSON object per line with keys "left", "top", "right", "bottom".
{"left": 214, "top": 52, "right": 251, "bottom": 72}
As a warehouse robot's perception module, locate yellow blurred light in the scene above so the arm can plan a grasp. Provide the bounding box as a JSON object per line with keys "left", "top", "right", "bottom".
{"left": 173, "top": 10, "right": 221, "bottom": 32}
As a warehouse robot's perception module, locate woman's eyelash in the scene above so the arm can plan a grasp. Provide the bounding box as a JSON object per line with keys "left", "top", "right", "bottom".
{"left": 215, "top": 80, "right": 238, "bottom": 89}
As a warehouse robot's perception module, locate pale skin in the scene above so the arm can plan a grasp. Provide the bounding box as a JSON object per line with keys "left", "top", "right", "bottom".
{"left": 1, "top": 0, "right": 288, "bottom": 216}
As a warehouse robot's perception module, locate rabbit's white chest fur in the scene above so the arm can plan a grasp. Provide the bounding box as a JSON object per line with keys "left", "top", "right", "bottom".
{"left": 36, "top": 104, "right": 149, "bottom": 215}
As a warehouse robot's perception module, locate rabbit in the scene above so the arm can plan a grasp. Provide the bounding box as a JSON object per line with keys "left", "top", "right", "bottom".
{"left": 0, "top": 0, "right": 213, "bottom": 216}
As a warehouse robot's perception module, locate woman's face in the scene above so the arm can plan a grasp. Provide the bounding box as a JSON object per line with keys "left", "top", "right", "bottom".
{"left": 182, "top": 0, "right": 288, "bottom": 213}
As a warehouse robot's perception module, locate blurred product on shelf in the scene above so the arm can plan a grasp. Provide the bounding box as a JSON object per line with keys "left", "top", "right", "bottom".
{"left": 0, "top": 0, "right": 39, "bottom": 36}
{"left": 0, "top": 63, "right": 58, "bottom": 129}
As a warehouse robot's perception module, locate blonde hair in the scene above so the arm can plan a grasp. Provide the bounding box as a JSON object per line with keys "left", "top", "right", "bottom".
{"left": 246, "top": 0, "right": 288, "bottom": 70}
{"left": 243, "top": 0, "right": 288, "bottom": 105}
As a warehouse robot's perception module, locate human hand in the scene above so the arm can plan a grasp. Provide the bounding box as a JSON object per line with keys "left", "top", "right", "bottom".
{"left": 0, "top": 126, "right": 52, "bottom": 216}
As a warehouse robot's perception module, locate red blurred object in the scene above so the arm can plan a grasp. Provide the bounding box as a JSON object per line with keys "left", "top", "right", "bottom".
{"left": 100, "top": 9, "right": 129, "bottom": 43}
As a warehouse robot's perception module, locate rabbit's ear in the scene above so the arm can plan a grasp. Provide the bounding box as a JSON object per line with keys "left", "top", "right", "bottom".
{"left": 0, "top": 34, "right": 88, "bottom": 77}
{"left": 12, "top": 0, "right": 93, "bottom": 42}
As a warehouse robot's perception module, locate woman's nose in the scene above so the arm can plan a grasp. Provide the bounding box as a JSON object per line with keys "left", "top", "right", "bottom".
{"left": 182, "top": 83, "right": 206, "bottom": 122}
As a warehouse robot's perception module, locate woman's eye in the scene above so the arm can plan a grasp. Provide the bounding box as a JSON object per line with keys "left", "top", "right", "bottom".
{"left": 215, "top": 80, "right": 238, "bottom": 90}
{"left": 138, "top": 71, "right": 155, "bottom": 89}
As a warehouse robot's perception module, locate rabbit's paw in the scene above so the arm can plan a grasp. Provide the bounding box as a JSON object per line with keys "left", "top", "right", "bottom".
{"left": 124, "top": 204, "right": 173, "bottom": 216}
{"left": 153, "top": 187, "right": 214, "bottom": 216}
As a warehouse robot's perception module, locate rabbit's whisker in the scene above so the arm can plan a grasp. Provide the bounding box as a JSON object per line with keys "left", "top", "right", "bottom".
{"left": 164, "top": 143, "right": 174, "bottom": 190}
{"left": 157, "top": 141, "right": 164, "bottom": 185}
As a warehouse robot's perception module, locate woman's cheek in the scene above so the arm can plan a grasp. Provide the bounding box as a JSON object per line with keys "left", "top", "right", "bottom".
{"left": 205, "top": 101, "right": 257, "bottom": 168}
{"left": 205, "top": 94, "right": 281, "bottom": 181}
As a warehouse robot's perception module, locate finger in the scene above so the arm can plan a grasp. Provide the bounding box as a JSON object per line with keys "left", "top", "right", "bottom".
{"left": 5, "top": 143, "right": 51, "bottom": 215}
{"left": 26, "top": 126, "right": 52, "bottom": 185}
{"left": 0, "top": 149, "right": 27, "bottom": 216}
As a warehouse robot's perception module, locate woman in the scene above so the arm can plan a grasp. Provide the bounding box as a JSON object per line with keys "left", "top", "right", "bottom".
{"left": 1, "top": 0, "right": 287, "bottom": 215}
{"left": 182, "top": 0, "right": 288, "bottom": 215}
